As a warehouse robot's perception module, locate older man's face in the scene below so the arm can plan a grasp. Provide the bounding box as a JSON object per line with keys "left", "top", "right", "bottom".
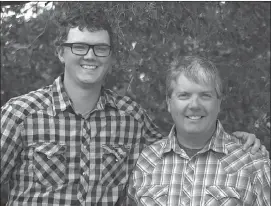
{"left": 167, "top": 74, "right": 221, "bottom": 137}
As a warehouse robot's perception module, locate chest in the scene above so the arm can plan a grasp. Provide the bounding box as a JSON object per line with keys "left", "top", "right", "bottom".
{"left": 20, "top": 110, "right": 142, "bottom": 146}
{"left": 143, "top": 153, "right": 254, "bottom": 205}
{"left": 17, "top": 110, "right": 143, "bottom": 187}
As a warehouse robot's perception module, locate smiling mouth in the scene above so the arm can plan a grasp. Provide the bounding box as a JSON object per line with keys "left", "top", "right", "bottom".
{"left": 81, "top": 65, "right": 98, "bottom": 70}
{"left": 186, "top": 116, "right": 204, "bottom": 120}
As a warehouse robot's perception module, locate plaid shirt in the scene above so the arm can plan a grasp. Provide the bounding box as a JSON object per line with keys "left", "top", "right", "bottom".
{"left": 1, "top": 74, "right": 162, "bottom": 206}
{"left": 127, "top": 121, "right": 270, "bottom": 206}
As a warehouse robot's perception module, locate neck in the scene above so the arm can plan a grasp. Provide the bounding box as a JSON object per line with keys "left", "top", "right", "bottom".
{"left": 63, "top": 78, "right": 102, "bottom": 115}
{"left": 175, "top": 125, "right": 216, "bottom": 149}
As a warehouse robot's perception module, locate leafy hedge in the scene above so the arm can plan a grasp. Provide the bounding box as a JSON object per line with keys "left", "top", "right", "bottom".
{"left": 2, "top": 2, "right": 269, "bottom": 150}
{"left": 1, "top": 2, "right": 270, "bottom": 205}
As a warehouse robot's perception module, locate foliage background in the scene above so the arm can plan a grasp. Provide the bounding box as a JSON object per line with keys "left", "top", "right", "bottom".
{"left": 1, "top": 2, "right": 270, "bottom": 205}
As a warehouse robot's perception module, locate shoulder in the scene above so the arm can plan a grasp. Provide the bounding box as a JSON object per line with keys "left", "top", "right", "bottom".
{"left": 148, "top": 138, "right": 168, "bottom": 152}
{"left": 104, "top": 89, "right": 150, "bottom": 120}
{"left": 1, "top": 86, "right": 52, "bottom": 124}
{"left": 137, "top": 138, "right": 167, "bottom": 168}
{"left": 223, "top": 133, "right": 243, "bottom": 150}
{"left": 222, "top": 133, "right": 270, "bottom": 173}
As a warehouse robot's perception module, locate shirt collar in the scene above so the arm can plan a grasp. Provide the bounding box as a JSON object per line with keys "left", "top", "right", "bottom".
{"left": 158, "top": 125, "right": 184, "bottom": 158}
{"left": 204, "top": 120, "right": 229, "bottom": 155}
{"left": 51, "top": 74, "right": 73, "bottom": 115}
{"left": 51, "top": 74, "right": 118, "bottom": 116}
{"left": 98, "top": 87, "right": 118, "bottom": 110}
{"left": 159, "top": 120, "right": 229, "bottom": 157}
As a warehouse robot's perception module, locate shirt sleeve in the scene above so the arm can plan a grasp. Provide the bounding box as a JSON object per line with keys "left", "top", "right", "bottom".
{"left": 126, "top": 163, "right": 145, "bottom": 206}
{"left": 1, "top": 104, "right": 23, "bottom": 184}
{"left": 126, "top": 147, "right": 155, "bottom": 206}
{"left": 141, "top": 108, "right": 163, "bottom": 146}
{"left": 253, "top": 154, "right": 270, "bottom": 206}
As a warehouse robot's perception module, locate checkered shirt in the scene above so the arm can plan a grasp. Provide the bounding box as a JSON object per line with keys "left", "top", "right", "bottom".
{"left": 1, "top": 74, "right": 162, "bottom": 206}
{"left": 127, "top": 121, "right": 270, "bottom": 206}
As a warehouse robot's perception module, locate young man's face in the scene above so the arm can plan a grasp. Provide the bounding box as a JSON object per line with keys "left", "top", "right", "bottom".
{"left": 167, "top": 73, "right": 221, "bottom": 137}
{"left": 58, "top": 27, "right": 112, "bottom": 87}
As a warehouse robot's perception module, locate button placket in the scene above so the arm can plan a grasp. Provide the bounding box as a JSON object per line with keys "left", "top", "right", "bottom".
{"left": 88, "top": 142, "right": 97, "bottom": 181}
{"left": 78, "top": 122, "right": 91, "bottom": 200}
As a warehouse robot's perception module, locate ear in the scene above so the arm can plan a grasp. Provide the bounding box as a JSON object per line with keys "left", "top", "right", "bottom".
{"left": 107, "top": 55, "right": 115, "bottom": 75}
{"left": 218, "top": 98, "right": 222, "bottom": 113}
{"left": 57, "top": 46, "right": 65, "bottom": 63}
{"left": 107, "top": 63, "right": 113, "bottom": 74}
{"left": 166, "top": 96, "right": 171, "bottom": 113}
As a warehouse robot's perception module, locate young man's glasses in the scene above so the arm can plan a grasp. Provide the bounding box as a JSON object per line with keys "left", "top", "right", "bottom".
{"left": 61, "top": 43, "right": 111, "bottom": 57}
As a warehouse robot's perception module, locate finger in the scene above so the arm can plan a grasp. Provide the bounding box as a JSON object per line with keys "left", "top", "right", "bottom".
{"left": 241, "top": 134, "right": 252, "bottom": 151}
{"left": 232, "top": 131, "right": 246, "bottom": 138}
{"left": 242, "top": 144, "right": 250, "bottom": 151}
{"left": 261, "top": 145, "right": 267, "bottom": 156}
{"left": 242, "top": 136, "right": 255, "bottom": 152}
{"left": 250, "top": 138, "right": 261, "bottom": 154}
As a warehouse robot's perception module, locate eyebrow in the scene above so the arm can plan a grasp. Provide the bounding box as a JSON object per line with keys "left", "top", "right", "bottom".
{"left": 201, "top": 91, "right": 215, "bottom": 93}
{"left": 68, "top": 42, "right": 110, "bottom": 45}
{"left": 175, "top": 90, "right": 215, "bottom": 93}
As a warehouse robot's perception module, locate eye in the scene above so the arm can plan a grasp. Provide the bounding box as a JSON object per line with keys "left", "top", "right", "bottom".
{"left": 72, "top": 44, "right": 88, "bottom": 51}
{"left": 177, "top": 92, "right": 190, "bottom": 99}
{"left": 95, "top": 45, "right": 110, "bottom": 52}
{"left": 201, "top": 93, "right": 212, "bottom": 99}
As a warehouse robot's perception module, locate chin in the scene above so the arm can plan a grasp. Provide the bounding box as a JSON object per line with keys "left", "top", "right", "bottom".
{"left": 81, "top": 80, "right": 97, "bottom": 85}
{"left": 84, "top": 78, "right": 104, "bottom": 85}
{"left": 78, "top": 75, "right": 95, "bottom": 82}
{"left": 186, "top": 131, "right": 201, "bottom": 135}
{"left": 185, "top": 127, "right": 204, "bottom": 134}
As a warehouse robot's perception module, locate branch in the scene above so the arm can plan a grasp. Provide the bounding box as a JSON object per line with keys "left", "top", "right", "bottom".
{"left": 30, "top": 19, "right": 49, "bottom": 46}
{"left": 14, "top": 16, "right": 50, "bottom": 52}
{"left": 1, "top": 1, "right": 30, "bottom": 7}
{"left": 180, "top": 2, "right": 196, "bottom": 20}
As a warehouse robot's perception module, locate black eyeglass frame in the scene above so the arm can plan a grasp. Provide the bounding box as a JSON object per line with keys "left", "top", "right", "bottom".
{"left": 61, "top": 43, "right": 111, "bottom": 57}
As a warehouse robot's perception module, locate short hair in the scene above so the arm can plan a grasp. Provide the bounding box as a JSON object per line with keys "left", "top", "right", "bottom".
{"left": 166, "top": 55, "right": 223, "bottom": 99}
{"left": 54, "top": 9, "right": 114, "bottom": 51}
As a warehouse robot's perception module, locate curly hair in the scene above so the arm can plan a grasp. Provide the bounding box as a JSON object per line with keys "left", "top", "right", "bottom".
{"left": 54, "top": 8, "right": 114, "bottom": 52}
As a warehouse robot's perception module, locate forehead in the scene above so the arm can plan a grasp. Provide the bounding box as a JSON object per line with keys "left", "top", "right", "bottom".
{"left": 66, "top": 27, "right": 110, "bottom": 44}
{"left": 172, "top": 74, "right": 216, "bottom": 92}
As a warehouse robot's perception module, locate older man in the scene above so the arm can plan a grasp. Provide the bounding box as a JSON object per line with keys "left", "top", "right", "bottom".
{"left": 127, "top": 56, "right": 270, "bottom": 206}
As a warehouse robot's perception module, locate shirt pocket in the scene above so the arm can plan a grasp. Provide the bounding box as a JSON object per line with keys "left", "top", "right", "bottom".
{"left": 205, "top": 185, "right": 242, "bottom": 206}
{"left": 32, "top": 142, "right": 67, "bottom": 187}
{"left": 137, "top": 185, "right": 169, "bottom": 206}
{"left": 101, "top": 144, "right": 130, "bottom": 188}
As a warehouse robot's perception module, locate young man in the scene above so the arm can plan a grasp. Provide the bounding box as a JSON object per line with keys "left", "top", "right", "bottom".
{"left": 0, "top": 11, "right": 266, "bottom": 205}
{"left": 127, "top": 56, "right": 270, "bottom": 206}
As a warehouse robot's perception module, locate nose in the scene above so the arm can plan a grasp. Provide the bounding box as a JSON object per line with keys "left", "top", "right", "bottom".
{"left": 84, "top": 47, "right": 96, "bottom": 59}
{"left": 188, "top": 96, "right": 200, "bottom": 109}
